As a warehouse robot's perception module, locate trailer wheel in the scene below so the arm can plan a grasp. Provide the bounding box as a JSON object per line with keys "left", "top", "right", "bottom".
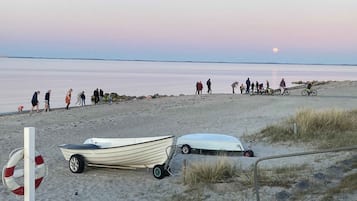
{"left": 153, "top": 165, "right": 166, "bottom": 179}
{"left": 181, "top": 145, "right": 191, "bottom": 154}
{"left": 69, "top": 154, "right": 85, "bottom": 173}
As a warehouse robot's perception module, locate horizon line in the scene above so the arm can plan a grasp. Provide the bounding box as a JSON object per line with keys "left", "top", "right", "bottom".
{"left": 2, "top": 55, "right": 357, "bottom": 67}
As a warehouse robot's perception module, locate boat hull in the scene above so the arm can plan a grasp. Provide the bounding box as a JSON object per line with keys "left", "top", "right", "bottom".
{"left": 59, "top": 136, "right": 174, "bottom": 169}
{"left": 177, "top": 133, "right": 245, "bottom": 152}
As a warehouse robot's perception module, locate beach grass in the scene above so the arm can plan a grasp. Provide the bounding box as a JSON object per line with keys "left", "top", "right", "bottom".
{"left": 322, "top": 172, "right": 357, "bottom": 201}
{"left": 254, "top": 108, "right": 357, "bottom": 149}
{"left": 183, "top": 157, "right": 239, "bottom": 186}
{"left": 238, "top": 164, "right": 310, "bottom": 188}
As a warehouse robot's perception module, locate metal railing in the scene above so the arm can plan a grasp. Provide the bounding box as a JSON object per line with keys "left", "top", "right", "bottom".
{"left": 253, "top": 145, "right": 357, "bottom": 201}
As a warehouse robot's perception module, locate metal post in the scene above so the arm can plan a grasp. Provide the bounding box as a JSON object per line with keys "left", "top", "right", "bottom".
{"left": 24, "top": 127, "right": 35, "bottom": 201}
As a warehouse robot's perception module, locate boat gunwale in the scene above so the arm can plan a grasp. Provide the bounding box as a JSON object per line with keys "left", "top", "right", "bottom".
{"left": 59, "top": 135, "right": 174, "bottom": 150}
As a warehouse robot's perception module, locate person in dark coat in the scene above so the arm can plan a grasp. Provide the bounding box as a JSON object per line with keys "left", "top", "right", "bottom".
{"left": 99, "top": 89, "right": 104, "bottom": 101}
{"left": 31, "top": 91, "right": 40, "bottom": 112}
{"left": 245, "top": 78, "right": 251, "bottom": 94}
{"left": 93, "top": 88, "right": 99, "bottom": 104}
{"left": 44, "top": 90, "right": 51, "bottom": 112}
{"left": 80, "top": 91, "right": 86, "bottom": 106}
{"left": 206, "top": 78, "right": 212, "bottom": 94}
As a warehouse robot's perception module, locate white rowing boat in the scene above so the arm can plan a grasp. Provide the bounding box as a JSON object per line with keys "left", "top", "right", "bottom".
{"left": 58, "top": 135, "right": 175, "bottom": 179}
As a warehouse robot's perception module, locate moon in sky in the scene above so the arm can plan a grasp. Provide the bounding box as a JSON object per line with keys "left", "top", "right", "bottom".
{"left": 272, "top": 47, "right": 279, "bottom": 53}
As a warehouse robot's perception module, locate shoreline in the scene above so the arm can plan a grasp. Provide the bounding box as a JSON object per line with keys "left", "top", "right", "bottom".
{"left": 0, "top": 80, "right": 337, "bottom": 116}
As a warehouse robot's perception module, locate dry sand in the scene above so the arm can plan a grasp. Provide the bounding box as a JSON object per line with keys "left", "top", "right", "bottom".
{"left": 1, "top": 81, "right": 357, "bottom": 201}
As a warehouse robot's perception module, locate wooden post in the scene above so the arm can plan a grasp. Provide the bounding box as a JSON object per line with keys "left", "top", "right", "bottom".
{"left": 24, "top": 127, "right": 35, "bottom": 201}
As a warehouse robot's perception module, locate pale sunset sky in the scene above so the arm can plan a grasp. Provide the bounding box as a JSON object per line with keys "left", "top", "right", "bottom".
{"left": 1, "top": 0, "right": 357, "bottom": 64}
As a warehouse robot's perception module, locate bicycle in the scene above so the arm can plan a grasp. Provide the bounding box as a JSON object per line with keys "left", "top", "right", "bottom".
{"left": 273, "top": 88, "right": 289, "bottom": 96}
{"left": 301, "top": 88, "right": 317, "bottom": 96}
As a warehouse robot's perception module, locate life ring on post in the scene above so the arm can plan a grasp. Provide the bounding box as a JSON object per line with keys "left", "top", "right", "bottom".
{"left": 2, "top": 148, "right": 46, "bottom": 196}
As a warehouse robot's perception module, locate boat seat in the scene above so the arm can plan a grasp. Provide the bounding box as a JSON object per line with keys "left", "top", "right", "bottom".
{"left": 59, "top": 144, "right": 100, "bottom": 150}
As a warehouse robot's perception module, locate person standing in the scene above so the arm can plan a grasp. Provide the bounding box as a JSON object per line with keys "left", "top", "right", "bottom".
{"left": 75, "top": 92, "right": 82, "bottom": 105}
{"left": 93, "top": 88, "right": 99, "bottom": 104}
{"left": 31, "top": 91, "right": 40, "bottom": 112}
{"left": 65, "top": 88, "right": 72, "bottom": 110}
{"left": 255, "top": 81, "right": 259, "bottom": 93}
{"left": 240, "top": 84, "right": 244, "bottom": 94}
{"left": 280, "top": 78, "right": 286, "bottom": 95}
{"left": 251, "top": 82, "right": 255, "bottom": 94}
{"left": 44, "top": 90, "right": 51, "bottom": 112}
{"left": 206, "top": 78, "right": 212, "bottom": 94}
{"left": 196, "top": 81, "right": 203, "bottom": 95}
{"left": 80, "top": 91, "right": 86, "bottom": 106}
{"left": 99, "top": 89, "right": 104, "bottom": 102}
{"left": 245, "top": 78, "right": 251, "bottom": 94}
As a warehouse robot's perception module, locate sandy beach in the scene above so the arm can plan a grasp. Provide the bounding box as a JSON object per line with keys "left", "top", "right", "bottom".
{"left": 1, "top": 81, "right": 357, "bottom": 201}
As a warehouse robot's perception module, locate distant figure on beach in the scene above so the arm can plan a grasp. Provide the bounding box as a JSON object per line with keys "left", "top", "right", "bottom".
{"left": 93, "top": 88, "right": 99, "bottom": 104}
{"left": 99, "top": 89, "right": 104, "bottom": 102}
{"left": 196, "top": 81, "right": 203, "bottom": 95}
{"left": 231, "top": 81, "right": 239, "bottom": 94}
{"left": 75, "top": 92, "right": 82, "bottom": 105}
{"left": 80, "top": 91, "right": 86, "bottom": 106}
{"left": 265, "top": 80, "right": 272, "bottom": 94}
{"left": 280, "top": 78, "right": 286, "bottom": 95}
{"left": 31, "top": 91, "right": 40, "bottom": 112}
{"left": 245, "top": 78, "right": 251, "bottom": 94}
{"left": 65, "top": 88, "right": 72, "bottom": 110}
{"left": 307, "top": 81, "right": 312, "bottom": 91}
{"left": 206, "top": 79, "right": 212, "bottom": 94}
{"left": 258, "top": 83, "right": 263, "bottom": 94}
{"left": 44, "top": 90, "right": 51, "bottom": 112}
{"left": 255, "top": 81, "right": 259, "bottom": 93}
{"left": 198, "top": 81, "right": 203, "bottom": 94}
{"left": 251, "top": 82, "right": 255, "bottom": 94}
{"left": 196, "top": 82, "right": 199, "bottom": 94}
{"left": 240, "top": 84, "right": 244, "bottom": 94}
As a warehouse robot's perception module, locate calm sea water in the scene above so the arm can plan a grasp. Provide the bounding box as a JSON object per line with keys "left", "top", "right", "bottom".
{"left": 1, "top": 58, "right": 356, "bottom": 114}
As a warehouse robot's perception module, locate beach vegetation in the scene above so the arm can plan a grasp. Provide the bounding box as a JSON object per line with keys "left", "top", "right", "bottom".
{"left": 253, "top": 108, "right": 357, "bottom": 149}
{"left": 322, "top": 172, "right": 357, "bottom": 201}
{"left": 183, "top": 157, "right": 239, "bottom": 186}
{"left": 238, "top": 164, "right": 310, "bottom": 188}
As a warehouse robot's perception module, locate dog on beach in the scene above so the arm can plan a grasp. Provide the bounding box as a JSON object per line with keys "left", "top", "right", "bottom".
{"left": 18, "top": 105, "right": 24, "bottom": 112}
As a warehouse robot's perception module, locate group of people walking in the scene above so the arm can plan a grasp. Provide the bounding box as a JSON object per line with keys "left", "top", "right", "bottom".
{"left": 31, "top": 90, "right": 52, "bottom": 112}
{"left": 29, "top": 88, "right": 90, "bottom": 113}
{"left": 195, "top": 77, "right": 289, "bottom": 95}
{"left": 28, "top": 87, "right": 106, "bottom": 113}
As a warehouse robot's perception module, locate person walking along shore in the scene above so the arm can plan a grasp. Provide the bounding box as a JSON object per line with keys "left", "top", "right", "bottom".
{"left": 31, "top": 90, "right": 40, "bottom": 112}
{"left": 65, "top": 88, "right": 72, "bottom": 110}
{"left": 44, "top": 90, "right": 51, "bottom": 112}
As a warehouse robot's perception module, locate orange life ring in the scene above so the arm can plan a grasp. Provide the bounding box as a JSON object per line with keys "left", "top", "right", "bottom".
{"left": 2, "top": 149, "right": 46, "bottom": 195}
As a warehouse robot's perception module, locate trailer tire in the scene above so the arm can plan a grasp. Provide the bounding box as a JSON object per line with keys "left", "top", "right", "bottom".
{"left": 69, "top": 154, "right": 85, "bottom": 173}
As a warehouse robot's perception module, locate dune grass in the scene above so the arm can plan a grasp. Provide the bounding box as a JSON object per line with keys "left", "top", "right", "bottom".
{"left": 183, "top": 157, "right": 239, "bottom": 186}
{"left": 237, "top": 164, "right": 310, "bottom": 189}
{"left": 257, "top": 108, "right": 357, "bottom": 148}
